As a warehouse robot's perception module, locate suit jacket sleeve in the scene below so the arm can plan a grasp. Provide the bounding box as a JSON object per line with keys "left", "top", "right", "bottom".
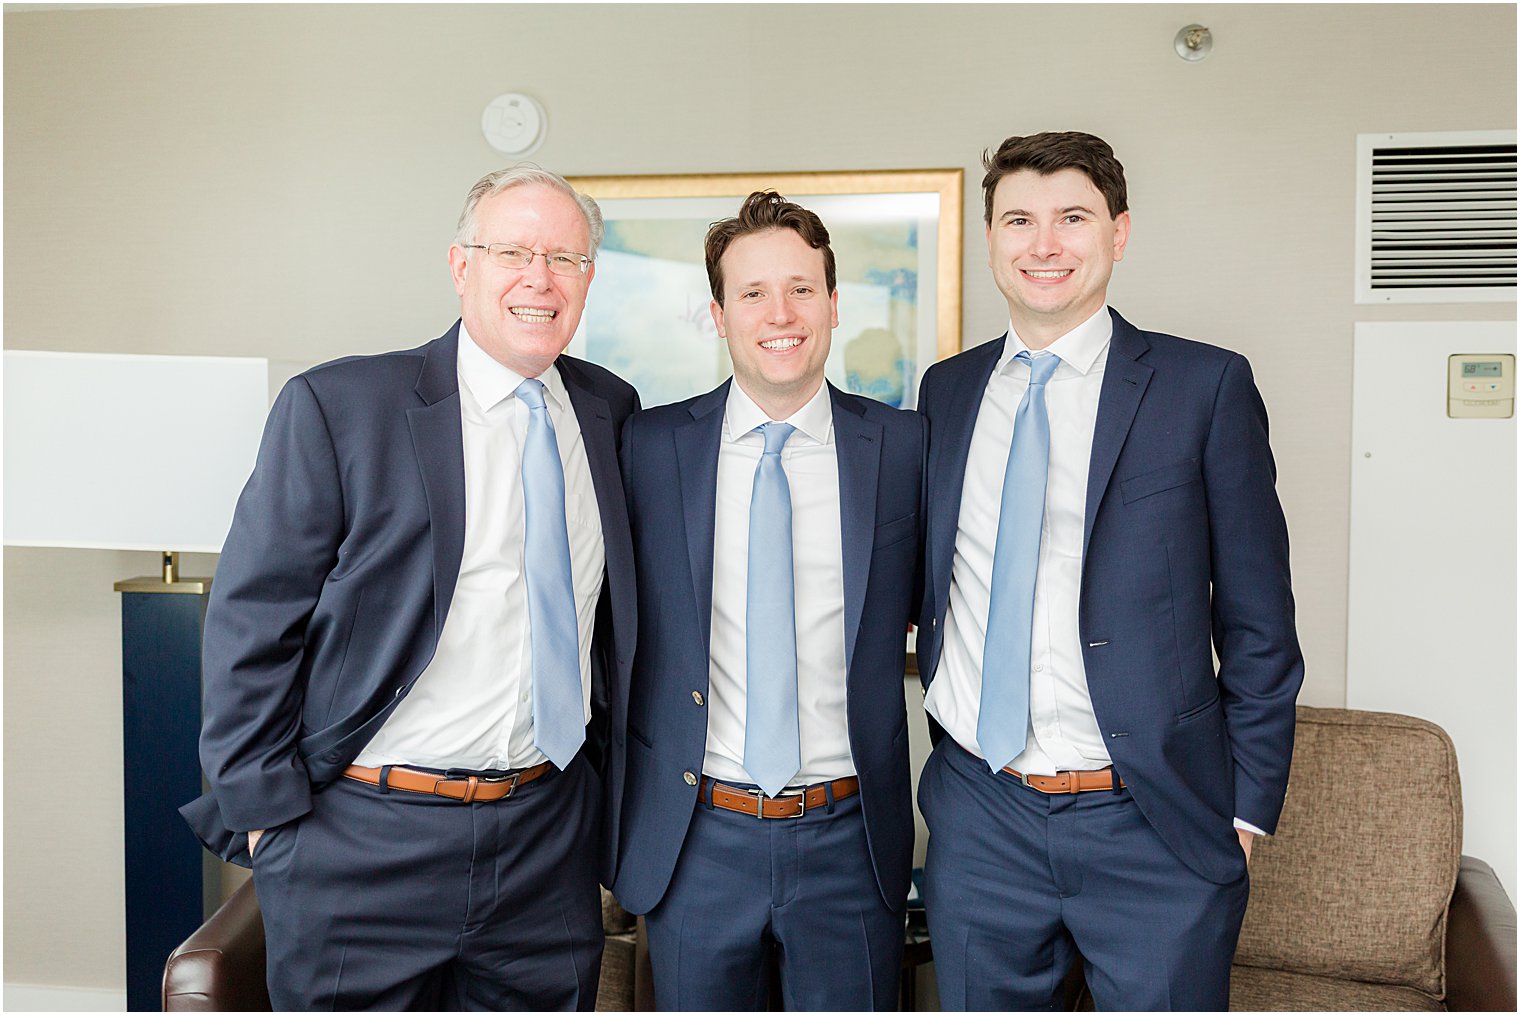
{"left": 199, "top": 375, "right": 347, "bottom": 833}
{"left": 1204, "top": 354, "right": 1304, "bottom": 834}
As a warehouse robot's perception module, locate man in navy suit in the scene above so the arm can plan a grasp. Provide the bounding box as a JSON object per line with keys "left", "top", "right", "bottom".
{"left": 181, "top": 167, "right": 638, "bottom": 1010}
{"left": 915, "top": 133, "right": 1304, "bottom": 1010}
{"left": 611, "top": 192, "right": 922, "bottom": 1010}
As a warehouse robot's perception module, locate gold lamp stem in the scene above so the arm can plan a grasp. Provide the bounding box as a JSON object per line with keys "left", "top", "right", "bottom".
{"left": 162, "top": 551, "right": 180, "bottom": 584}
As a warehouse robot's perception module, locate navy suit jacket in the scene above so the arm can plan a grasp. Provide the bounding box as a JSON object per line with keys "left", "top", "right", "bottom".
{"left": 181, "top": 323, "right": 639, "bottom": 873}
{"left": 916, "top": 309, "right": 1304, "bottom": 885}
{"left": 610, "top": 381, "right": 924, "bottom": 914}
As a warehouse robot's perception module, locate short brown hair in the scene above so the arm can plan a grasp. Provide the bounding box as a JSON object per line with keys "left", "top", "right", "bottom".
{"left": 705, "top": 191, "right": 836, "bottom": 306}
{"left": 982, "top": 132, "right": 1128, "bottom": 224}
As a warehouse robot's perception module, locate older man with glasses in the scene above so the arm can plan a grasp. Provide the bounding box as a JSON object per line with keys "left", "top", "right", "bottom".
{"left": 182, "top": 166, "right": 639, "bottom": 1011}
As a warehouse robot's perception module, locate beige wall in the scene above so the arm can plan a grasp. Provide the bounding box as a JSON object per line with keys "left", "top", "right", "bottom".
{"left": 5, "top": 2, "right": 1514, "bottom": 990}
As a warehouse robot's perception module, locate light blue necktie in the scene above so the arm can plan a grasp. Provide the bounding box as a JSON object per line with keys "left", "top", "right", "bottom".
{"left": 979, "top": 351, "right": 1062, "bottom": 772}
{"left": 744, "top": 421, "right": 800, "bottom": 797}
{"left": 516, "top": 378, "right": 584, "bottom": 770}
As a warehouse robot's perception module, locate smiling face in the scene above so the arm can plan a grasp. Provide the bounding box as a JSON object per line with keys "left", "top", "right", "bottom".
{"left": 448, "top": 183, "right": 595, "bottom": 377}
{"left": 986, "top": 167, "right": 1130, "bottom": 349}
{"left": 711, "top": 227, "right": 837, "bottom": 420}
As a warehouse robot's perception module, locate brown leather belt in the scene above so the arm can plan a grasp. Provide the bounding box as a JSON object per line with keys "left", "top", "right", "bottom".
{"left": 1003, "top": 766, "right": 1125, "bottom": 794}
{"left": 700, "top": 776, "right": 859, "bottom": 819}
{"left": 343, "top": 762, "right": 552, "bottom": 803}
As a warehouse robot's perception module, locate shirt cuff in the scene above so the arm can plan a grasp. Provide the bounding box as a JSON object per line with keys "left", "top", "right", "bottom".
{"left": 1233, "top": 817, "right": 1267, "bottom": 837}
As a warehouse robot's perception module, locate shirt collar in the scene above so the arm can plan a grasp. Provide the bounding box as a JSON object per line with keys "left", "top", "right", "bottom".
{"left": 997, "top": 306, "right": 1113, "bottom": 377}
{"left": 723, "top": 377, "right": 834, "bottom": 446}
{"left": 457, "top": 322, "right": 568, "bottom": 411}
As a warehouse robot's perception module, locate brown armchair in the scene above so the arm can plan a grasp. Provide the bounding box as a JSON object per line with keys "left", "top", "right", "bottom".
{"left": 1226, "top": 706, "right": 1515, "bottom": 1011}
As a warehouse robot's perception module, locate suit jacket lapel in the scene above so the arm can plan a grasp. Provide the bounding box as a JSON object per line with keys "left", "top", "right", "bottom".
{"left": 408, "top": 325, "right": 466, "bottom": 646}
{"left": 558, "top": 360, "right": 624, "bottom": 554}
{"left": 675, "top": 382, "right": 729, "bottom": 661}
{"left": 929, "top": 336, "right": 1004, "bottom": 627}
{"left": 1084, "top": 310, "right": 1154, "bottom": 559}
{"left": 830, "top": 386, "right": 882, "bottom": 676}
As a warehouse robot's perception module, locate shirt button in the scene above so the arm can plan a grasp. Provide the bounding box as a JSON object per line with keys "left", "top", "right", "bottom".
{"left": 521, "top": 692, "right": 529, "bottom": 703}
{"left": 683, "top": 771, "right": 698, "bottom": 786}
{"left": 691, "top": 691, "right": 705, "bottom": 706}
{"left": 1034, "top": 663, "right": 1044, "bottom": 672}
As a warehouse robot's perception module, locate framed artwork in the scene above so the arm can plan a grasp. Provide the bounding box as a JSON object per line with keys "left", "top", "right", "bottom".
{"left": 567, "top": 169, "right": 963, "bottom": 409}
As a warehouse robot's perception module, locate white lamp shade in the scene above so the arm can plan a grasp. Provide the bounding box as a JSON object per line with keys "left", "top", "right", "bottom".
{"left": 4, "top": 351, "right": 271, "bottom": 553}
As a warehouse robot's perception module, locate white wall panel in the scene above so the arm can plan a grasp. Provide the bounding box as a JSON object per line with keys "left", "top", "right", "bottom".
{"left": 1347, "top": 321, "right": 1516, "bottom": 895}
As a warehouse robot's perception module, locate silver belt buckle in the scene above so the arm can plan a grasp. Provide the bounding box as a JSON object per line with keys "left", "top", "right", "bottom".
{"left": 478, "top": 770, "right": 522, "bottom": 798}
{"left": 748, "top": 787, "right": 807, "bottom": 819}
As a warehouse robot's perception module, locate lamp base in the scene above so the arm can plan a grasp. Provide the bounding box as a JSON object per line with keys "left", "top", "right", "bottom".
{"left": 118, "top": 580, "right": 216, "bottom": 1011}
{"left": 113, "top": 575, "right": 211, "bottom": 594}
{"left": 112, "top": 551, "right": 210, "bottom": 593}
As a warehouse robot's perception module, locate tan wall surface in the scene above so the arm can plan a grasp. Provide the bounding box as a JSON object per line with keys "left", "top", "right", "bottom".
{"left": 5, "top": 2, "right": 1515, "bottom": 989}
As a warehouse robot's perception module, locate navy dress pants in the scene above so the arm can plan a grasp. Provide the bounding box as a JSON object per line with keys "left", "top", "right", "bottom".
{"left": 919, "top": 738, "right": 1249, "bottom": 1012}
{"left": 643, "top": 786, "right": 902, "bottom": 1011}
{"left": 250, "top": 754, "right": 604, "bottom": 1011}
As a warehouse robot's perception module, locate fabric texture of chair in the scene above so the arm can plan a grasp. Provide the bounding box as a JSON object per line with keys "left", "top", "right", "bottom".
{"left": 1234, "top": 707, "right": 1463, "bottom": 998}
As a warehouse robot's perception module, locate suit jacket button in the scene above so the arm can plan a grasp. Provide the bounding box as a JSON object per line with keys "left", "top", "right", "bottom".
{"left": 691, "top": 691, "right": 705, "bottom": 706}
{"left": 682, "top": 771, "right": 698, "bottom": 786}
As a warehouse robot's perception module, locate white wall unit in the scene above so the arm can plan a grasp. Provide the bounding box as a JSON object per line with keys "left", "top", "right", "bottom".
{"left": 1347, "top": 321, "right": 1516, "bottom": 895}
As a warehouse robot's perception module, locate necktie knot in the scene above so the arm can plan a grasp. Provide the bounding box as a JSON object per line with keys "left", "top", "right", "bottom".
{"left": 757, "top": 421, "right": 797, "bottom": 456}
{"left": 515, "top": 377, "right": 548, "bottom": 411}
{"left": 1017, "top": 350, "right": 1062, "bottom": 388}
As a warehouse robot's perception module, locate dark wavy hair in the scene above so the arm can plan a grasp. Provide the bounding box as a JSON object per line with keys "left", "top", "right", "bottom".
{"left": 705, "top": 191, "right": 836, "bottom": 306}
{"left": 982, "top": 132, "right": 1128, "bottom": 223}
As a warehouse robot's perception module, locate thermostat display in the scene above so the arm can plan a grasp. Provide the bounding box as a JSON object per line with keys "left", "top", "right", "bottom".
{"left": 1448, "top": 353, "right": 1516, "bottom": 419}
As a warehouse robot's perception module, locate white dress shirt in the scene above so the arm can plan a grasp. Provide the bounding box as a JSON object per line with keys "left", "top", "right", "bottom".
{"left": 703, "top": 380, "right": 854, "bottom": 787}
{"left": 926, "top": 307, "right": 1112, "bottom": 777}
{"left": 354, "top": 324, "right": 604, "bottom": 771}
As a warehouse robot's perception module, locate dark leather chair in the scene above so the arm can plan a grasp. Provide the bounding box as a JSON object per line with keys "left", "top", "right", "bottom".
{"left": 161, "top": 878, "right": 269, "bottom": 1012}
{"left": 162, "top": 881, "right": 643, "bottom": 1012}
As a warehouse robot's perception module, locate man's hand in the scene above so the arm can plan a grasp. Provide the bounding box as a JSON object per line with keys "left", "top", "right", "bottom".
{"left": 248, "top": 828, "right": 265, "bottom": 858}
{"left": 1236, "top": 827, "right": 1256, "bottom": 864}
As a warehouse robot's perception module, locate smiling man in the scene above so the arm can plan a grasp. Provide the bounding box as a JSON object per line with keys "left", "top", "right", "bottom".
{"left": 182, "top": 167, "right": 638, "bottom": 1010}
{"left": 609, "top": 191, "right": 923, "bottom": 1010}
{"left": 914, "top": 133, "right": 1303, "bottom": 1010}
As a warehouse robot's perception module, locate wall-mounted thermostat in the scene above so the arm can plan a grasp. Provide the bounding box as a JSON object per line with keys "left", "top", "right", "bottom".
{"left": 1448, "top": 353, "right": 1516, "bottom": 418}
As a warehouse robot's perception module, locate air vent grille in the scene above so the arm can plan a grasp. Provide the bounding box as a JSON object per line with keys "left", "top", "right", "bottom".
{"left": 1356, "top": 131, "right": 1517, "bottom": 304}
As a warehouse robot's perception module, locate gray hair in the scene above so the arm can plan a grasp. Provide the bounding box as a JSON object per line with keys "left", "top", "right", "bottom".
{"left": 454, "top": 164, "right": 604, "bottom": 258}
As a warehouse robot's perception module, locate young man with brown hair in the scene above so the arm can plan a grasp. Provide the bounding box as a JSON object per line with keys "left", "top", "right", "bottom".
{"left": 916, "top": 132, "right": 1303, "bottom": 1010}
{"left": 610, "top": 191, "right": 923, "bottom": 1010}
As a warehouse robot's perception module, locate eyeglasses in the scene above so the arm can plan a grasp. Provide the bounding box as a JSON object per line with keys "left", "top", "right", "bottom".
{"left": 463, "top": 243, "right": 592, "bottom": 277}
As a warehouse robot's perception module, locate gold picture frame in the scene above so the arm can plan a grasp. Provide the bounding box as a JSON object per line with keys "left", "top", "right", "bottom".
{"left": 567, "top": 169, "right": 963, "bottom": 409}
